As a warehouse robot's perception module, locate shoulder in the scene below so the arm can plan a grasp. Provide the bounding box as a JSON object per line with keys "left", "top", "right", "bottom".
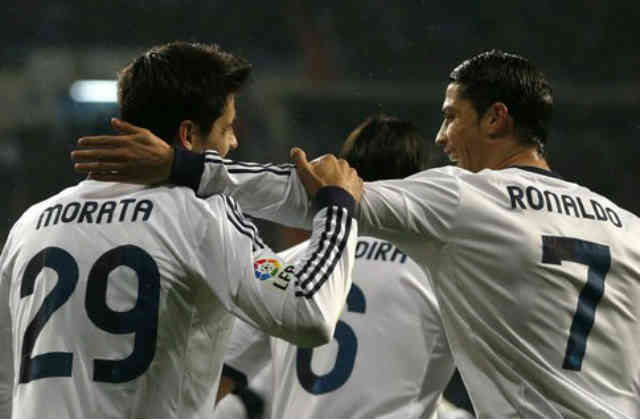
{"left": 140, "top": 184, "right": 230, "bottom": 219}
{"left": 355, "top": 236, "right": 431, "bottom": 284}
{"left": 13, "top": 185, "right": 79, "bottom": 231}
{"left": 405, "top": 165, "right": 466, "bottom": 182}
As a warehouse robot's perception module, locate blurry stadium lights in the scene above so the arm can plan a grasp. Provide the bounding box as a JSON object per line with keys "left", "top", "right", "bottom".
{"left": 69, "top": 80, "right": 117, "bottom": 103}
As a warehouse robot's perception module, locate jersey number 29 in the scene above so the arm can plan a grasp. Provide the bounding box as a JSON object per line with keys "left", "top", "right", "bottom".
{"left": 19, "top": 245, "right": 159, "bottom": 384}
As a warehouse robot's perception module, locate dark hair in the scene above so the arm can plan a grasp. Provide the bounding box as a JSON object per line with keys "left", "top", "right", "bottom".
{"left": 118, "top": 41, "right": 251, "bottom": 144}
{"left": 339, "top": 114, "right": 430, "bottom": 181}
{"left": 449, "top": 49, "right": 553, "bottom": 152}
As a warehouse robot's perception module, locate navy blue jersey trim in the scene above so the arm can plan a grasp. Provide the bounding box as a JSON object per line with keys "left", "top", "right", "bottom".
{"left": 300, "top": 206, "right": 345, "bottom": 289}
{"left": 224, "top": 196, "right": 265, "bottom": 250}
{"left": 227, "top": 167, "right": 292, "bottom": 175}
{"left": 170, "top": 147, "right": 205, "bottom": 191}
{"left": 294, "top": 206, "right": 351, "bottom": 298}
{"left": 223, "top": 197, "right": 265, "bottom": 251}
{"left": 295, "top": 205, "right": 333, "bottom": 285}
{"left": 205, "top": 150, "right": 294, "bottom": 168}
{"left": 303, "top": 209, "right": 351, "bottom": 298}
{"left": 315, "top": 186, "right": 356, "bottom": 217}
{"left": 510, "top": 165, "right": 564, "bottom": 180}
{"left": 225, "top": 211, "right": 262, "bottom": 252}
{"left": 204, "top": 152, "right": 293, "bottom": 175}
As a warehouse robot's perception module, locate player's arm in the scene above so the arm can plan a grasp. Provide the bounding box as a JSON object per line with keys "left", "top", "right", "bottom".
{"left": 72, "top": 119, "right": 314, "bottom": 229}
{"left": 201, "top": 185, "right": 358, "bottom": 347}
{"left": 0, "top": 240, "right": 14, "bottom": 418}
{"left": 72, "top": 119, "right": 459, "bottom": 244}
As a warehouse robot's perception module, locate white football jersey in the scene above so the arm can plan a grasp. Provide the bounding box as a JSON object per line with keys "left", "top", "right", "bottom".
{"left": 0, "top": 179, "right": 357, "bottom": 418}
{"left": 178, "top": 150, "right": 640, "bottom": 418}
{"left": 223, "top": 236, "right": 454, "bottom": 418}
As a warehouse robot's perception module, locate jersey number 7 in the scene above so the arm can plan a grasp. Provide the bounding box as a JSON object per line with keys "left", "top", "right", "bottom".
{"left": 541, "top": 236, "right": 611, "bottom": 371}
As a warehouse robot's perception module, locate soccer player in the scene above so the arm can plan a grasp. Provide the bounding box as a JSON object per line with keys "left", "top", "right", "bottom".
{"left": 217, "top": 115, "right": 457, "bottom": 418}
{"left": 0, "top": 41, "right": 362, "bottom": 418}
{"left": 72, "top": 50, "right": 640, "bottom": 417}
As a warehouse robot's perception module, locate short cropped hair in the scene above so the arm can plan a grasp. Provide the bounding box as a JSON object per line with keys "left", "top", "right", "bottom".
{"left": 118, "top": 41, "right": 251, "bottom": 144}
{"left": 339, "top": 114, "right": 430, "bottom": 181}
{"left": 449, "top": 50, "right": 553, "bottom": 152}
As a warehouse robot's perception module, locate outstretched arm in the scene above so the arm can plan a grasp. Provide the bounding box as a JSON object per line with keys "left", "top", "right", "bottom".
{"left": 72, "top": 119, "right": 321, "bottom": 228}
{"left": 72, "top": 119, "right": 175, "bottom": 185}
{"left": 72, "top": 119, "right": 457, "bottom": 249}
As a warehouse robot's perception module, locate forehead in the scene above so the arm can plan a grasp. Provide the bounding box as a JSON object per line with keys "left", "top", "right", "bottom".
{"left": 224, "top": 94, "right": 236, "bottom": 120}
{"left": 442, "top": 82, "right": 473, "bottom": 112}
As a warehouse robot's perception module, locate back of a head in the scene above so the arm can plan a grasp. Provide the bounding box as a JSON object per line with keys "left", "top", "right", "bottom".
{"left": 339, "top": 114, "right": 430, "bottom": 182}
{"left": 449, "top": 49, "right": 553, "bottom": 153}
{"left": 117, "top": 41, "right": 251, "bottom": 144}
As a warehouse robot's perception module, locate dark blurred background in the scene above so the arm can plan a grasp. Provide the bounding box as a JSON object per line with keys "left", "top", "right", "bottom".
{"left": 2, "top": 0, "right": 639, "bottom": 245}
{"left": 2, "top": 1, "right": 638, "bottom": 415}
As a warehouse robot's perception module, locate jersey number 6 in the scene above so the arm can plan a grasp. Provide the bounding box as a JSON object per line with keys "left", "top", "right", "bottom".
{"left": 542, "top": 236, "right": 611, "bottom": 371}
{"left": 296, "top": 284, "right": 366, "bottom": 394}
{"left": 19, "top": 245, "right": 160, "bottom": 384}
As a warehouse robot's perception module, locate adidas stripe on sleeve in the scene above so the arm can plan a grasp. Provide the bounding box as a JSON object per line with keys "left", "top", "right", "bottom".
{"left": 171, "top": 148, "right": 313, "bottom": 229}
{"left": 196, "top": 186, "right": 358, "bottom": 347}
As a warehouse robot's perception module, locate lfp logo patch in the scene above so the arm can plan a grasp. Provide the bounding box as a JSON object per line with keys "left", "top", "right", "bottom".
{"left": 254, "top": 258, "right": 283, "bottom": 281}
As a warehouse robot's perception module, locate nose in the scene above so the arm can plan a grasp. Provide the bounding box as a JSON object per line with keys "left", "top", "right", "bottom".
{"left": 434, "top": 122, "right": 446, "bottom": 147}
{"left": 229, "top": 133, "right": 238, "bottom": 150}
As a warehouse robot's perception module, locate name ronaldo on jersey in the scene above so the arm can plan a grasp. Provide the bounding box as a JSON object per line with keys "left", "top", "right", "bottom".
{"left": 506, "top": 185, "right": 622, "bottom": 227}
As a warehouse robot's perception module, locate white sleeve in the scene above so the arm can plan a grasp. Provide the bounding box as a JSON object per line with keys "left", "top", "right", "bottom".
{"left": 172, "top": 148, "right": 313, "bottom": 229}
{"left": 0, "top": 237, "right": 14, "bottom": 418}
{"left": 357, "top": 168, "right": 460, "bottom": 244}
{"left": 223, "top": 319, "right": 271, "bottom": 387}
{"left": 192, "top": 186, "right": 357, "bottom": 347}
{"left": 172, "top": 149, "right": 460, "bottom": 247}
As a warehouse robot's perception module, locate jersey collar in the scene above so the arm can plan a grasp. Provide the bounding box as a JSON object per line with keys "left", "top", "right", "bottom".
{"left": 509, "top": 165, "right": 564, "bottom": 180}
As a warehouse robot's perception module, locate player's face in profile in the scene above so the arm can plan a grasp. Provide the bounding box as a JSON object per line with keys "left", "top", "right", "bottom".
{"left": 193, "top": 94, "right": 238, "bottom": 157}
{"left": 435, "top": 83, "right": 484, "bottom": 171}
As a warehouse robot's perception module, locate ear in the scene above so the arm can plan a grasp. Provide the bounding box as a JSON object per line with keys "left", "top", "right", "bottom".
{"left": 482, "top": 102, "right": 512, "bottom": 138}
{"left": 177, "top": 120, "right": 196, "bottom": 150}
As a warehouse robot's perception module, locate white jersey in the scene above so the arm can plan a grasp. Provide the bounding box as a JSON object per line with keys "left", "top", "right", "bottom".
{"left": 0, "top": 179, "right": 357, "bottom": 418}
{"left": 223, "top": 236, "right": 454, "bottom": 418}
{"left": 178, "top": 150, "right": 640, "bottom": 418}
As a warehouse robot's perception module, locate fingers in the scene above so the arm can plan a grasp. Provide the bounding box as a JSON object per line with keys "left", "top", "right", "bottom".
{"left": 290, "top": 147, "right": 310, "bottom": 169}
{"left": 77, "top": 135, "right": 132, "bottom": 148}
{"left": 290, "top": 147, "right": 323, "bottom": 198}
{"left": 88, "top": 173, "right": 140, "bottom": 183}
{"left": 73, "top": 162, "right": 127, "bottom": 174}
{"left": 71, "top": 148, "right": 130, "bottom": 163}
{"left": 111, "top": 118, "right": 147, "bottom": 134}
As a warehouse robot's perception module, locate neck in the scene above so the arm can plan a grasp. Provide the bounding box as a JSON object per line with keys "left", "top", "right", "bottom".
{"left": 477, "top": 138, "right": 550, "bottom": 172}
{"left": 494, "top": 148, "right": 550, "bottom": 171}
